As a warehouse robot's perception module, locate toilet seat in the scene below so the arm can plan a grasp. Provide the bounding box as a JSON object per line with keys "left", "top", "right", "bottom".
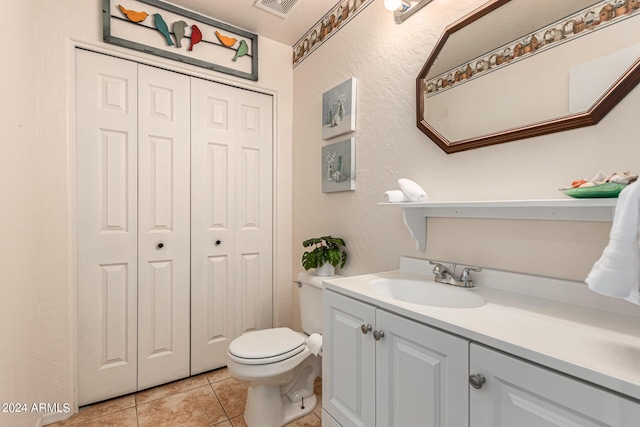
{"left": 228, "top": 327, "right": 306, "bottom": 365}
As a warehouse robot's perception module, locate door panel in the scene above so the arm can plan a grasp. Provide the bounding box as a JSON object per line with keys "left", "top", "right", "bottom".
{"left": 137, "top": 64, "right": 191, "bottom": 390}
{"left": 376, "top": 310, "right": 468, "bottom": 427}
{"left": 323, "top": 291, "right": 376, "bottom": 427}
{"left": 190, "top": 77, "right": 273, "bottom": 374}
{"left": 76, "top": 50, "right": 138, "bottom": 405}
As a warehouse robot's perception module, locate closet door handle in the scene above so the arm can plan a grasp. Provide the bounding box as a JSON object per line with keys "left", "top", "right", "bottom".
{"left": 215, "top": 240, "right": 221, "bottom": 246}
{"left": 156, "top": 242, "right": 164, "bottom": 249}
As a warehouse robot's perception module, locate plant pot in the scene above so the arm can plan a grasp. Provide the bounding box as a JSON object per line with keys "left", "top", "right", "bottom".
{"left": 315, "top": 262, "right": 335, "bottom": 277}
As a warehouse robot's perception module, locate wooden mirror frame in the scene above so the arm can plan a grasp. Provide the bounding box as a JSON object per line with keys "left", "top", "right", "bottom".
{"left": 416, "top": 0, "right": 640, "bottom": 154}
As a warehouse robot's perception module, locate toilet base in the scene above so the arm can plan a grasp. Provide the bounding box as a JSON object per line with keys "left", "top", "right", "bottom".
{"left": 244, "top": 385, "right": 317, "bottom": 427}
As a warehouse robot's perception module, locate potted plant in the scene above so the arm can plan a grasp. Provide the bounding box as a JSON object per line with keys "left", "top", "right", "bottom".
{"left": 302, "top": 235, "right": 347, "bottom": 276}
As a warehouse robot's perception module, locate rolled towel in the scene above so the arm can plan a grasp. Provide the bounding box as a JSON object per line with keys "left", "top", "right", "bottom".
{"left": 384, "top": 190, "right": 411, "bottom": 203}
{"left": 398, "top": 178, "right": 428, "bottom": 202}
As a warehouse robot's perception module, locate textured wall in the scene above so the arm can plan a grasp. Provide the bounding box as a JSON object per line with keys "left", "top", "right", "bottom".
{"left": 291, "top": 0, "right": 640, "bottom": 327}
{"left": 0, "top": 0, "right": 41, "bottom": 426}
{"left": 2, "top": 1, "right": 293, "bottom": 424}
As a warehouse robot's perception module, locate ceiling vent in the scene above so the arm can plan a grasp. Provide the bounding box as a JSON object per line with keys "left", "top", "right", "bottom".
{"left": 254, "top": 0, "right": 301, "bottom": 18}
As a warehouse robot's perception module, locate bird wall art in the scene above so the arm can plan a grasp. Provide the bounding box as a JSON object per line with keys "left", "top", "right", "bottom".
{"left": 106, "top": 1, "right": 257, "bottom": 80}
{"left": 153, "top": 13, "right": 174, "bottom": 46}
{"left": 189, "top": 24, "right": 203, "bottom": 51}
{"left": 172, "top": 20, "right": 188, "bottom": 48}
{"left": 118, "top": 4, "right": 148, "bottom": 23}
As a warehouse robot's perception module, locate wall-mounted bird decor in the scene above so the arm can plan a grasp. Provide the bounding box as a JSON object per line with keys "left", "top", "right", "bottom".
{"left": 173, "top": 20, "right": 188, "bottom": 48}
{"left": 215, "top": 30, "right": 237, "bottom": 47}
{"left": 189, "top": 24, "right": 202, "bottom": 51}
{"left": 118, "top": 4, "right": 148, "bottom": 23}
{"left": 233, "top": 40, "right": 248, "bottom": 61}
{"left": 153, "top": 13, "right": 174, "bottom": 46}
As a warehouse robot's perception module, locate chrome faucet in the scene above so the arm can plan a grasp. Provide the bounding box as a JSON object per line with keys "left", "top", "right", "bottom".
{"left": 429, "top": 261, "right": 482, "bottom": 288}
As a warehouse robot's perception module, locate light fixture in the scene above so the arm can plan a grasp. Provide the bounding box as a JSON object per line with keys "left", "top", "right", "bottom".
{"left": 384, "top": 0, "right": 403, "bottom": 11}
{"left": 389, "top": 0, "right": 434, "bottom": 24}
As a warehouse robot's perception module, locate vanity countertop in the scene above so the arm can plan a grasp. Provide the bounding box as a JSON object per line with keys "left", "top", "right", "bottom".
{"left": 322, "top": 257, "right": 640, "bottom": 401}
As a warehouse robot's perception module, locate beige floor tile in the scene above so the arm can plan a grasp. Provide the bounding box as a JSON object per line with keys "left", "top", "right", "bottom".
{"left": 49, "top": 394, "right": 135, "bottom": 426}
{"left": 211, "top": 421, "right": 233, "bottom": 427}
{"left": 285, "top": 412, "right": 322, "bottom": 427}
{"left": 211, "top": 378, "right": 248, "bottom": 419}
{"left": 137, "top": 385, "right": 227, "bottom": 427}
{"left": 135, "top": 373, "right": 209, "bottom": 404}
{"left": 78, "top": 407, "right": 138, "bottom": 427}
{"left": 206, "top": 366, "right": 231, "bottom": 383}
{"left": 313, "top": 376, "right": 323, "bottom": 418}
{"left": 229, "top": 415, "right": 248, "bottom": 427}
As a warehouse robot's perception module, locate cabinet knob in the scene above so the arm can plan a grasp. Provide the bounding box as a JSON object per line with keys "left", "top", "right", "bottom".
{"left": 360, "top": 324, "right": 372, "bottom": 334}
{"left": 373, "top": 330, "right": 385, "bottom": 341}
{"left": 469, "top": 374, "right": 486, "bottom": 389}
{"left": 156, "top": 242, "right": 164, "bottom": 249}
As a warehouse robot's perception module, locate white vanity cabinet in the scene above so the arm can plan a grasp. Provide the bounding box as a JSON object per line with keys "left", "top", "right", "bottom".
{"left": 322, "top": 290, "right": 469, "bottom": 427}
{"left": 470, "top": 344, "right": 640, "bottom": 427}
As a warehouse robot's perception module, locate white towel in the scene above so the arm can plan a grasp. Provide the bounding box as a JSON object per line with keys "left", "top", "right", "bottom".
{"left": 586, "top": 181, "right": 640, "bottom": 304}
{"left": 398, "top": 179, "right": 428, "bottom": 202}
{"left": 384, "top": 190, "right": 411, "bottom": 203}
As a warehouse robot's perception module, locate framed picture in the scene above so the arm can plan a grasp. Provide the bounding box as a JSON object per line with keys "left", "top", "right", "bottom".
{"left": 322, "top": 138, "right": 356, "bottom": 193}
{"left": 322, "top": 78, "right": 357, "bottom": 140}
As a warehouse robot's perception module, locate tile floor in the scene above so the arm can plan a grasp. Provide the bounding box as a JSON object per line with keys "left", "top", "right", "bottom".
{"left": 49, "top": 367, "right": 322, "bottom": 427}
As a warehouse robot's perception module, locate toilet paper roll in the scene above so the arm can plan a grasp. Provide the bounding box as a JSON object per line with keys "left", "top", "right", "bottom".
{"left": 307, "top": 333, "right": 323, "bottom": 356}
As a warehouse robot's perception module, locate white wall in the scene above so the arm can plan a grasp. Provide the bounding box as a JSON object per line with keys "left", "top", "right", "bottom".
{"left": 1, "top": 1, "right": 293, "bottom": 425}
{"left": 0, "top": 0, "right": 41, "bottom": 426}
{"left": 291, "top": 0, "right": 639, "bottom": 324}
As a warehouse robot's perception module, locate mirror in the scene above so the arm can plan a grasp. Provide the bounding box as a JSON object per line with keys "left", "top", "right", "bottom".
{"left": 417, "top": 0, "right": 640, "bottom": 153}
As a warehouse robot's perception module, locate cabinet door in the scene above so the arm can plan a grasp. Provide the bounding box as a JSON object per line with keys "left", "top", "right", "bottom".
{"left": 376, "top": 310, "right": 469, "bottom": 427}
{"left": 470, "top": 344, "right": 640, "bottom": 427}
{"left": 137, "top": 64, "right": 191, "bottom": 390}
{"left": 323, "top": 291, "right": 376, "bottom": 427}
{"left": 76, "top": 50, "right": 139, "bottom": 406}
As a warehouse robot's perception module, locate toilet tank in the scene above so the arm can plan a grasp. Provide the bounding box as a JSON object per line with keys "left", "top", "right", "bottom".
{"left": 296, "top": 272, "right": 341, "bottom": 335}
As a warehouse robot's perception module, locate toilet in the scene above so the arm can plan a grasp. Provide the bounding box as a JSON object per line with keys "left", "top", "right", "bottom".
{"left": 226, "top": 272, "right": 335, "bottom": 427}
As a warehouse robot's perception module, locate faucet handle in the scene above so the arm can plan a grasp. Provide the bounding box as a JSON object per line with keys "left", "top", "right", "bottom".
{"left": 429, "top": 261, "right": 448, "bottom": 277}
{"left": 460, "top": 266, "right": 482, "bottom": 287}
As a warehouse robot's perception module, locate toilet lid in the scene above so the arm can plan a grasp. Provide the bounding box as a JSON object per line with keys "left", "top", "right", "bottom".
{"left": 228, "top": 328, "right": 306, "bottom": 364}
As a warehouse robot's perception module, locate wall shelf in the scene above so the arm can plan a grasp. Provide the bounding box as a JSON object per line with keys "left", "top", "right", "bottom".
{"left": 380, "top": 199, "right": 617, "bottom": 251}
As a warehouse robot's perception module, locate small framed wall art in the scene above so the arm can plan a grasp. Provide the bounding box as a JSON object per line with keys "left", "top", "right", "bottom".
{"left": 322, "top": 138, "right": 356, "bottom": 193}
{"left": 322, "top": 78, "right": 357, "bottom": 140}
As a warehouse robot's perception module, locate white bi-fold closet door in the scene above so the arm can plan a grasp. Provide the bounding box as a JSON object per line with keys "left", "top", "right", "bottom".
{"left": 76, "top": 49, "right": 273, "bottom": 406}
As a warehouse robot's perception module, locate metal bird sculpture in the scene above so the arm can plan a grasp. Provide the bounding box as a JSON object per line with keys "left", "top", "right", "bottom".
{"left": 189, "top": 24, "right": 203, "bottom": 51}
{"left": 233, "top": 40, "right": 248, "bottom": 61}
{"left": 173, "top": 20, "right": 188, "bottom": 48}
{"left": 153, "top": 13, "right": 174, "bottom": 46}
{"left": 118, "top": 4, "right": 148, "bottom": 23}
{"left": 215, "top": 30, "right": 237, "bottom": 47}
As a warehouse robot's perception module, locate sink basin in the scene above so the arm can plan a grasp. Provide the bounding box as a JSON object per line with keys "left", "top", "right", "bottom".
{"left": 368, "top": 277, "right": 486, "bottom": 308}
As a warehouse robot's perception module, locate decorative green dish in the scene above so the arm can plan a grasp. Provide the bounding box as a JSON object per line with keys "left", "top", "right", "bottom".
{"left": 561, "top": 182, "right": 627, "bottom": 198}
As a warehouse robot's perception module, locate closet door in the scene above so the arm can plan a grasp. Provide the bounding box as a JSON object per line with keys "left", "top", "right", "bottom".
{"left": 76, "top": 50, "right": 139, "bottom": 405}
{"left": 137, "top": 65, "right": 191, "bottom": 390}
{"left": 190, "top": 77, "right": 273, "bottom": 374}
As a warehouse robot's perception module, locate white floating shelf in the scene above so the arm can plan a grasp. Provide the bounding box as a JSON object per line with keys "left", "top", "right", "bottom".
{"left": 380, "top": 199, "right": 617, "bottom": 251}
